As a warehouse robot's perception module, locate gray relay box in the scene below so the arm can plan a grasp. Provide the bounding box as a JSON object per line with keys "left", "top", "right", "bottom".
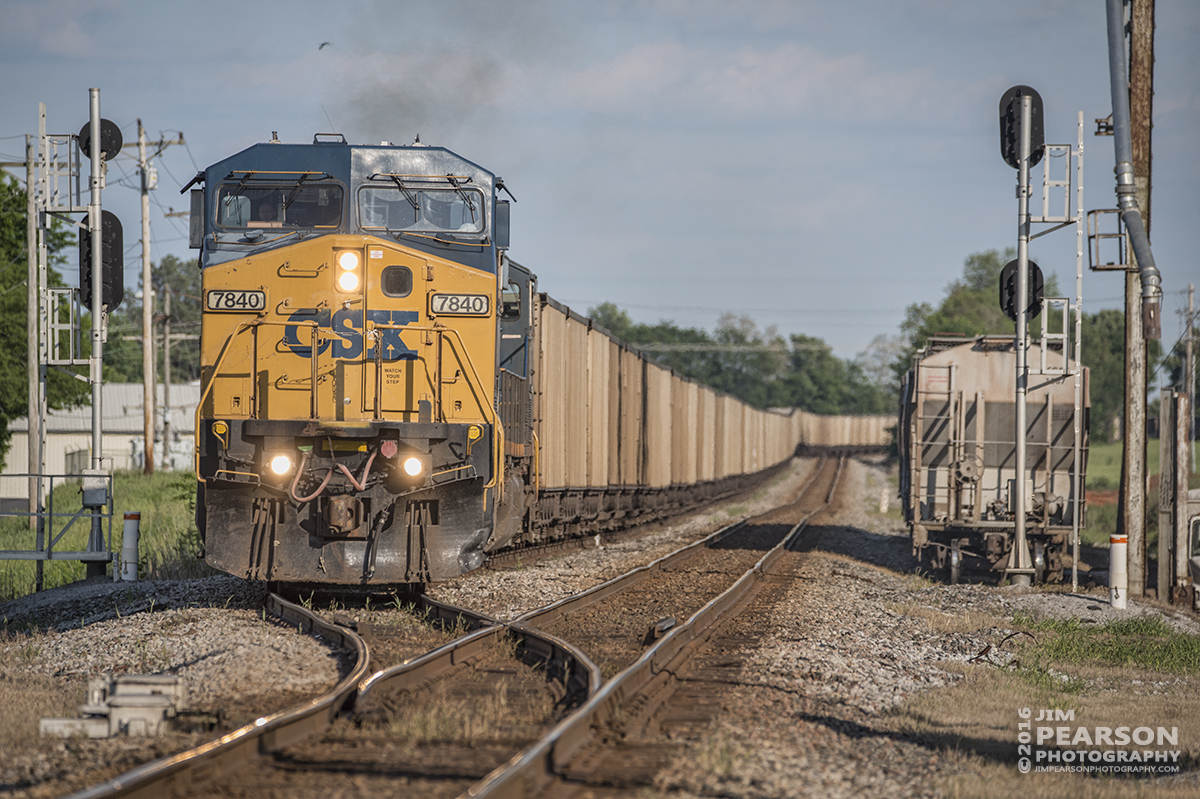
{"left": 81, "top": 469, "right": 109, "bottom": 507}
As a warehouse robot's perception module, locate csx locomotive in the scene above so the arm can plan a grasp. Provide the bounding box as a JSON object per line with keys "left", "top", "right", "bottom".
{"left": 189, "top": 134, "right": 889, "bottom": 585}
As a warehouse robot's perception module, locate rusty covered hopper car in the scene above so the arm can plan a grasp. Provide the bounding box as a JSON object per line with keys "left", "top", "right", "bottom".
{"left": 898, "top": 335, "right": 1089, "bottom": 583}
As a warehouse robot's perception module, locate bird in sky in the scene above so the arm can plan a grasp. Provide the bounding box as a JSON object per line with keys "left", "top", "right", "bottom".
{"left": 319, "top": 42, "right": 331, "bottom": 50}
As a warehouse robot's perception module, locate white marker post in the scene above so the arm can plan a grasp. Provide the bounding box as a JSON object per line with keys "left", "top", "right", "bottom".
{"left": 1109, "top": 533, "right": 1127, "bottom": 609}
{"left": 120, "top": 512, "right": 140, "bottom": 582}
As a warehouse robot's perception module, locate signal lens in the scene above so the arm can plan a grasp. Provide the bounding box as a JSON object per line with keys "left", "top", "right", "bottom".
{"left": 403, "top": 456, "right": 423, "bottom": 477}
{"left": 337, "top": 250, "right": 360, "bottom": 270}
{"left": 337, "top": 270, "right": 360, "bottom": 292}
{"left": 268, "top": 454, "right": 294, "bottom": 475}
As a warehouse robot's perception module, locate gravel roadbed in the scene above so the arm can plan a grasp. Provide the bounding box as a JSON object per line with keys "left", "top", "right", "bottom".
{"left": 1, "top": 579, "right": 348, "bottom": 799}
{"left": 653, "top": 458, "right": 1199, "bottom": 798}
{"left": 428, "top": 457, "right": 820, "bottom": 619}
{"left": 4, "top": 456, "right": 1195, "bottom": 798}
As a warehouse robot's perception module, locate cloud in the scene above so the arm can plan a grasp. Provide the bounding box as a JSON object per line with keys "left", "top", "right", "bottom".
{"left": 0, "top": 0, "right": 124, "bottom": 58}
{"left": 545, "top": 40, "right": 939, "bottom": 123}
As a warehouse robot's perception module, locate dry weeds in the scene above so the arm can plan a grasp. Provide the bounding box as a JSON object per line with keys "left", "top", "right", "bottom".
{"left": 0, "top": 630, "right": 83, "bottom": 750}
{"left": 883, "top": 616, "right": 1200, "bottom": 798}
{"left": 362, "top": 656, "right": 558, "bottom": 746}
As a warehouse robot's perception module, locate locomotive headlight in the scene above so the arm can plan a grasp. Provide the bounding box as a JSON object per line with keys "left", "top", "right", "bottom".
{"left": 402, "top": 456, "right": 424, "bottom": 477}
{"left": 268, "top": 453, "right": 294, "bottom": 476}
{"left": 335, "top": 250, "right": 361, "bottom": 293}
{"left": 337, "top": 270, "right": 360, "bottom": 292}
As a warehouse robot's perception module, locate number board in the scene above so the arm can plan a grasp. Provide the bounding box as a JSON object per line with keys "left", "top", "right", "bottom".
{"left": 206, "top": 290, "right": 266, "bottom": 312}
{"left": 430, "top": 293, "right": 490, "bottom": 316}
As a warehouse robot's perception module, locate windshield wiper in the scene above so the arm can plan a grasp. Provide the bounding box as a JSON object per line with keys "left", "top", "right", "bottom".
{"left": 387, "top": 175, "right": 420, "bottom": 212}
{"left": 282, "top": 173, "right": 313, "bottom": 213}
{"left": 445, "top": 175, "right": 478, "bottom": 223}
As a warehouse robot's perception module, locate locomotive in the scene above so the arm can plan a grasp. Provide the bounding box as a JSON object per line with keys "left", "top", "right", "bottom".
{"left": 189, "top": 134, "right": 888, "bottom": 586}
{"left": 897, "top": 335, "right": 1089, "bottom": 583}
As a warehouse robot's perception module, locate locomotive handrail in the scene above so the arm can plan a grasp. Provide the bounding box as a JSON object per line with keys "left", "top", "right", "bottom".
{"left": 200, "top": 319, "right": 503, "bottom": 495}
{"left": 194, "top": 320, "right": 320, "bottom": 474}
{"left": 370, "top": 323, "right": 505, "bottom": 494}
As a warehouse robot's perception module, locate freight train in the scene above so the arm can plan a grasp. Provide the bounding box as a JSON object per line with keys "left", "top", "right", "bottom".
{"left": 188, "top": 134, "right": 889, "bottom": 585}
{"left": 898, "top": 335, "right": 1089, "bottom": 583}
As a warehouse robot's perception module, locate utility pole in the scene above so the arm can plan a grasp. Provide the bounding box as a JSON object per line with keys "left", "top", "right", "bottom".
{"left": 161, "top": 289, "right": 172, "bottom": 470}
{"left": 1188, "top": 284, "right": 1195, "bottom": 472}
{"left": 132, "top": 122, "right": 184, "bottom": 474}
{"left": 2, "top": 135, "right": 46, "bottom": 567}
{"left": 139, "top": 121, "right": 153, "bottom": 474}
{"left": 1120, "top": 0, "right": 1154, "bottom": 597}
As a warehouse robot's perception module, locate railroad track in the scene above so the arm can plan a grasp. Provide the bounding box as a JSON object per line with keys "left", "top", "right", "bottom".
{"left": 67, "top": 456, "right": 843, "bottom": 798}
{"left": 65, "top": 590, "right": 599, "bottom": 799}
{"left": 470, "top": 454, "right": 846, "bottom": 797}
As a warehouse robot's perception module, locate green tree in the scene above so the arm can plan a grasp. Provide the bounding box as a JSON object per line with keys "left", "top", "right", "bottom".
{"left": 586, "top": 303, "right": 886, "bottom": 414}
{"left": 781, "top": 335, "right": 890, "bottom": 414}
{"left": 1081, "top": 309, "right": 1126, "bottom": 443}
{"left": 0, "top": 175, "right": 88, "bottom": 466}
{"left": 1078, "top": 309, "right": 1162, "bottom": 444}
{"left": 894, "top": 248, "right": 1061, "bottom": 379}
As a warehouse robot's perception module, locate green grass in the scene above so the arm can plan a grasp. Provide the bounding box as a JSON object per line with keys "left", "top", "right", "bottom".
{"left": 0, "top": 471, "right": 216, "bottom": 602}
{"left": 1013, "top": 612, "right": 1200, "bottom": 675}
{"left": 1085, "top": 439, "right": 1160, "bottom": 491}
{"left": 1082, "top": 439, "right": 1197, "bottom": 548}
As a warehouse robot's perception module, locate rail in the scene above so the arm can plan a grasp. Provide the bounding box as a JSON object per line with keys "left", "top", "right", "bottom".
{"left": 356, "top": 594, "right": 600, "bottom": 715}
{"left": 65, "top": 593, "right": 370, "bottom": 799}
{"left": 469, "top": 456, "right": 845, "bottom": 797}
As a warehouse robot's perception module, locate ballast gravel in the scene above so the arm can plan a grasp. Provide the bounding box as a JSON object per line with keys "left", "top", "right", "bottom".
{"left": 0, "top": 577, "right": 346, "bottom": 799}
{"left": 428, "top": 457, "right": 822, "bottom": 620}
{"left": 2, "top": 455, "right": 1195, "bottom": 798}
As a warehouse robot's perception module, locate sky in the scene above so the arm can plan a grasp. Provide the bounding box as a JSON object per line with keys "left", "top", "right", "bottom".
{"left": 1, "top": 0, "right": 1197, "bottom": 366}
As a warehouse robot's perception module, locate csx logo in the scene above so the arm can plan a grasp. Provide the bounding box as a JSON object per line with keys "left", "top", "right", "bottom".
{"left": 283, "top": 309, "right": 418, "bottom": 360}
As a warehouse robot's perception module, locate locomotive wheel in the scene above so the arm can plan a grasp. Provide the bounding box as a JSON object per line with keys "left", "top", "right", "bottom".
{"left": 1033, "top": 541, "right": 1046, "bottom": 585}
{"left": 949, "top": 540, "right": 961, "bottom": 585}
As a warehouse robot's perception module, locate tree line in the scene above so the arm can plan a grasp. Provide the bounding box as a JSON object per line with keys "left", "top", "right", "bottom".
{"left": 587, "top": 304, "right": 891, "bottom": 415}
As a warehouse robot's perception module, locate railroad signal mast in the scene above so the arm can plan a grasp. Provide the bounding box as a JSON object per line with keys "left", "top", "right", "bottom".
{"left": 0, "top": 93, "right": 123, "bottom": 587}
{"left": 997, "top": 86, "right": 1088, "bottom": 588}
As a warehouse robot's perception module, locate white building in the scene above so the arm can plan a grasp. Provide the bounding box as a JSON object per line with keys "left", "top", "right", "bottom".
{"left": 0, "top": 383, "right": 200, "bottom": 499}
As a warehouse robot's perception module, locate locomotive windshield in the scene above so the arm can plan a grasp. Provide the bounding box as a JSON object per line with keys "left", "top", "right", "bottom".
{"left": 358, "top": 182, "right": 485, "bottom": 235}
{"left": 216, "top": 182, "right": 344, "bottom": 230}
